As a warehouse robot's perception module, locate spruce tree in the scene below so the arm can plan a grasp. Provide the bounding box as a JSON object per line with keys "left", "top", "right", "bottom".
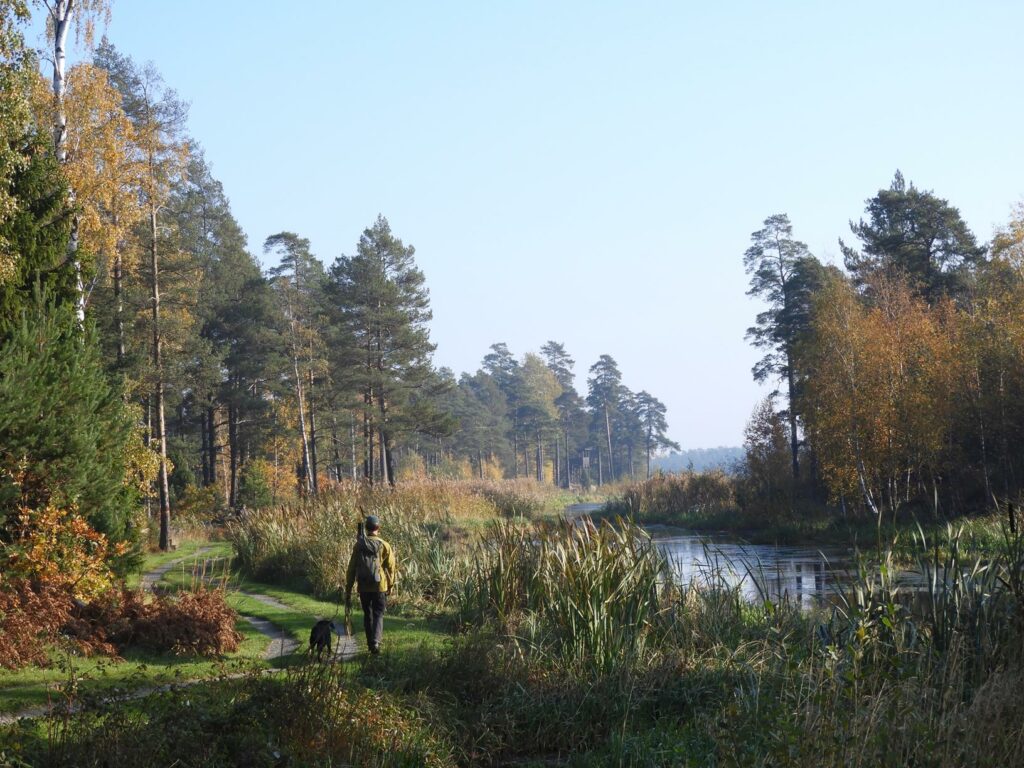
{"left": 0, "top": 296, "right": 138, "bottom": 546}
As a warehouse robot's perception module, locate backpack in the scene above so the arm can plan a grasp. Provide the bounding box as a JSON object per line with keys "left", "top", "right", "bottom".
{"left": 354, "top": 522, "right": 382, "bottom": 590}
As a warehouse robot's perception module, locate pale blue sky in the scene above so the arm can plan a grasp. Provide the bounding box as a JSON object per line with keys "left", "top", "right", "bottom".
{"left": 33, "top": 2, "right": 1024, "bottom": 448}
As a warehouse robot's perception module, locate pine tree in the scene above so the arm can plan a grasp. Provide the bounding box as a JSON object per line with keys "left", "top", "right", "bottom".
{"left": 326, "top": 215, "right": 445, "bottom": 485}
{"left": 744, "top": 213, "right": 823, "bottom": 481}
{"left": 633, "top": 391, "right": 679, "bottom": 479}
{"left": 841, "top": 171, "right": 986, "bottom": 302}
{"left": 0, "top": 295, "right": 138, "bottom": 545}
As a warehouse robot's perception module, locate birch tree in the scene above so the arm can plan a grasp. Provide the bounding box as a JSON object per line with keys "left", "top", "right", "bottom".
{"left": 30, "top": 61, "right": 143, "bottom": 343}
{"left": 95, "top": 46, "right": 188, "bottom": 550}
{"left": 37, "top": 0, "right": 110, "bottom": 322}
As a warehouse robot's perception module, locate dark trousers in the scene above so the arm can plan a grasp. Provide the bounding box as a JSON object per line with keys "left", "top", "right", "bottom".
{"left": 359, "top": 591, "right": 387, "bottom": 651}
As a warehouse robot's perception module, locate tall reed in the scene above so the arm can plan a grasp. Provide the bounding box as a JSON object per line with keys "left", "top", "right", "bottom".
{"left": 458, "top": 519, "right": 667, "bottom": 672}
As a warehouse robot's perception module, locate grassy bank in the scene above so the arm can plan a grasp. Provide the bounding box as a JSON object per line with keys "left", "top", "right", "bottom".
{"left": 600, "top": 472, "right": 1017, "bottom": 559}
{"left": 6, "top": 479, "right": 1023, "bottom": 765}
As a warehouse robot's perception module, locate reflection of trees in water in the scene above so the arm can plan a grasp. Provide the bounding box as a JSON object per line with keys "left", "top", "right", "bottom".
{"left": 658, "top": 538, "right": 841, "bottom": 607}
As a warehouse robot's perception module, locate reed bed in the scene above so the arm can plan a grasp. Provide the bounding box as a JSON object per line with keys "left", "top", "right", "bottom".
{"left": 604, "top": 470, "right": 736, "bottom": 524}
{"left": 202, "top": 486, "right": 1024, "bottom": 764}
{"left": 227, "top": 479, "right": 565, "bottom": 603}
{"left": 457, "top": 519, "right": 665, "bottom": 672}
{"left": 421, "top": 518, "right": 1024, "bottom": 765}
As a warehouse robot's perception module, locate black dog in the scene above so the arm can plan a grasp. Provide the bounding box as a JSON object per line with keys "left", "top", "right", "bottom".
{"left": 308, "top": 619, "right": 335, "bottom": 660}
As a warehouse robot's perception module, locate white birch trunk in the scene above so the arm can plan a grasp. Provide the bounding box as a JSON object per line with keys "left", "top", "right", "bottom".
{"left": 151, "top": 206, "right": 172, "bottom": 550}
{"left": 49, "top": 0, "right": 86, "bottom": 323}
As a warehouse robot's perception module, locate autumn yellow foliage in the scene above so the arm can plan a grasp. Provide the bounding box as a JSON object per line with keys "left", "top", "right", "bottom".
{"left": 3, "top": 503, "right": 124, "bottom": 601}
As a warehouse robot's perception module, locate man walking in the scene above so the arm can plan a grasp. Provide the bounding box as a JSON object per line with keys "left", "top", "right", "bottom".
{"left": 344, "top": 514, "right": 396, "bottom": 655}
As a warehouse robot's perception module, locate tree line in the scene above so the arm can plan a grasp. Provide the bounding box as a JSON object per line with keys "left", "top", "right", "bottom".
{"left": 743, "top": 170, "right": 1024, "bottom": 522}
{"left": 0, "top": 3, "right": 679, "bottom": 553}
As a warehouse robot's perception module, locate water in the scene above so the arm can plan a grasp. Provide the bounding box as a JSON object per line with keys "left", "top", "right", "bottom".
{"left": 654, "top": 532, "right": 849, "bottom": 608}
{"left": 563, "top": 503, "right": 849, "bottom": 606}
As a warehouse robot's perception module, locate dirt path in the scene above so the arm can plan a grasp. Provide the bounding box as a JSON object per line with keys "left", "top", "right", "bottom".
{"left": 148, "top": 553, "right": 358, "bottom": 662}
{"left": 0, "top": 553, "right": 360, "bottom": 724}
{"left": 141, "top": 546, "right": 216, "bottom": 590}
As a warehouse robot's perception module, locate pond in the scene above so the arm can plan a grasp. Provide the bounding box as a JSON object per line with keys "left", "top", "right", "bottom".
{"left": 655, "top": 531, "right": 850, "bottom": 607}
{"left": 564, "top": 503, "right": 851, "bottom": 606}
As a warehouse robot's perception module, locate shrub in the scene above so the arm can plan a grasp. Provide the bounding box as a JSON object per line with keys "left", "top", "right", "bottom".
{"left": 237, "top": 459, "right": 274, "bottom": 510}
{"left": 3, "top": 502, "right": 125, "bottom": 600}
{"left": 173, "top": 484, "right": 226, "bottom": 525}
{"left": 0, "top": 580, "right": 73, "bottom": 668}
{"left": 67, "top": 585, "right": 242, "bottom": 657}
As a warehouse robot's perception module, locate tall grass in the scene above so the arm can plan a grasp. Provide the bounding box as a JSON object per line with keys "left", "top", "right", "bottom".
{"left": 428, "top": 516, "right": 1024, "bottom": 764}
{"left": 457, "top": 518, "right": 666, "bottom": 672}
{"left": 11, "top": 664, "right": 456, "bottom": 767}
{"left": 227, "top": 479, "right": 560, "bottom": 603}
{"left": 604, "top": 470, "right": 736, "bottom": 525}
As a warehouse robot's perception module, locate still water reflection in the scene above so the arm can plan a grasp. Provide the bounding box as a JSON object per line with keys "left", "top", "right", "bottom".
{"left": 654, "top": 533, "right": 848, "bottom": 607}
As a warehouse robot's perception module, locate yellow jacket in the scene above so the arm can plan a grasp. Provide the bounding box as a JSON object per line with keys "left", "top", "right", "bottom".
{"left": 344, "top": 534, "right": 397, "bottom": 595}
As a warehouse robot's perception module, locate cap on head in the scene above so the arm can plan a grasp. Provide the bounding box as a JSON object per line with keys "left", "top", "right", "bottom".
{"left": 365, "top": 514, "right": 380, "bottom": 531}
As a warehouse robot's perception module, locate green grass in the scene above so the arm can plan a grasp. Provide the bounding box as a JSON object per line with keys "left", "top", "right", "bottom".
{"left": 5, "top": 512, "right": 1024, "bottom": 766}
{"left": 123, "top": 539, "right": 234, "bottom": 588}
{"left": 0, "top": 620, "right": 269, "bottom": 715}
{"left": 0, "top": 538, "right": 451, "bottom": 716}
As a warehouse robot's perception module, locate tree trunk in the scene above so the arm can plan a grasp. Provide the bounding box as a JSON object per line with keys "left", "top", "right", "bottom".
{"left": 605, "top": 404, "right": 615, "bottom": 481}
{"left": 377, "top": 389, "right": 397, "bottom": 486}
{"left": 331, "top": 415, "right": 343, "bottom": 483}
{"left": 363, "top": 391, "right": 373, "bottom": 483}
{"left": 307, "top": 368, "right": 318, "bottom": 494}
{"left": 350, "top": 412, "right": 358, "bottom": 481}
{"left": 291, "top": 354, "right": 312, "bottom": 494}
{"left": 200, "top": 407, "right": 210, "bottom": 486}
{"left": 786, "top": 349, "right": 800, "bottom": 480}
{"left": 536, "top": 431, "right": 543, "bottom": 482}
{"left": 149, "top": 206, "right": 172, "bottom": 550}
{"left": 554, "top": 437, "right": 560, "bottom": 487}
{"left": 228, "top": 403, "right": 240, "bottom": 508}
{"left": 114, "top": 249, "right": 125, "bottom": 362}
{"left": 564, "top": 429, "right": 570, "bottom": 489}
{"left": 49, "top": 1, "right": 88, "bottom": 324}
{"left": 381, "top": 429, "right": 396, "bottom": 487}
{"left": 207, "top": 406, "right": 218, "bottom": 487}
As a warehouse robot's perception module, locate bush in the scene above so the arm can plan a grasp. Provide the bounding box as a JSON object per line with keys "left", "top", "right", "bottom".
{"left": 237, "top": 459, "right": 274, "bottom": 510}
{"left": 67, "top": 586, "right": 243, "bottom": 657}
{"left": 173, "top": 484, "right": 226, "bottom": 524}
{"left": 0, "top": 581, "right": 73, "bottom": 668}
